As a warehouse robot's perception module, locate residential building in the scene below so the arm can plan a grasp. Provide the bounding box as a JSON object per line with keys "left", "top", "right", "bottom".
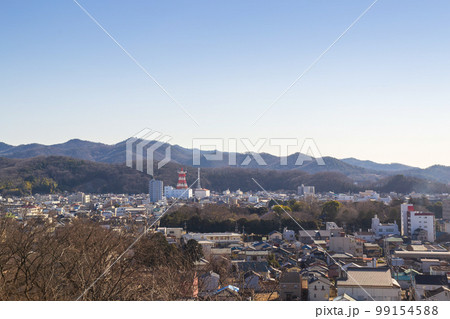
{"left": 414, "top": 275, "right": 448, "bottom": 300}
{"left": 298, "top": 184, "right": 315, "bottom": 196}
{"left": 232, "top": 261, "right": 270, "bottom": 279}
{"left": 212, "top": 285, "right": 240, "bottom": 301}
{"left": 329, "top": 234, "right": 364, "bottom": 257}
{"left": 183, "top": 232, "right": 242, "bottom": 247}
{"left": 238, "top": 250, "right": 269, "bottom": 262}
{"left": 337, "top": 267, "right": 401, "bottom": 301}
{"left": 424, "top": 286, "right": 450, "bottom": 301}
{"left": 194, "top": 188, "right": 210, "bottom": 199}
{"left": 371, "top": 214, "right": 399, "bottom": 238}
{"left": 363, "top": 243, "right": 382, "bottom": 258}
{"left": 243, "top": 271, "right": 262, "bottom": 291}
{"left": 400, "top": 203, "right": 414, "bottom": 236}
{"left": 157, "top": 227, "right": 184, "bottom": 242}
{"left": 430, "top": 265, "right": 450, "bottom": 277}
{"left": 68, "top": 192, "right": 89, "bottom": 204}
{"left": 199, "top": 271, "right": 220, "bottom": 294}
{"left": 325, "top": 222, "right": 340, "bottom": 230}
{"left": 283, "top": 228, "right": 296, "bottom": 241}
{"left": 354, "top": 231, "right": 376, "bottom": 243}
{"left": 420, "top": 258, "right": 441, "bottom": 273}
{"left": 149, "top": 179, "right": 163, "bottom": 203}
{"left": 268, "top": 230, "right": 282, "bottom": 242}
{"left": 393, "top": 251, "right": 450, "bottom": 260}
{"left": 357, "top": 190, "right": 380, "bottom": 201}
{"left": 308, "top": 276, "right": 332, "bottom": 301}
{"left": 164, "top": 186, "right": 193, "bottom": 199}
{"left": 279, "top": 268, "right": 302, "bottom": 301}
{"left": 299, "top": 229, "right": 341, "bottom": 244}
{"left": 401, "top": 204, "right": 435, "bottom": 242}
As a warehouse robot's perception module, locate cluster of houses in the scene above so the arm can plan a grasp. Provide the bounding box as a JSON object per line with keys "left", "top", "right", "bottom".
{"left": 2, "top": 191, "right": 450, "bottom": 301}
{"left": 154, "top": 216, "right": 450, "bottom": 301}
{"left": 0, "top": 192, "right": 166, "bottom": 227}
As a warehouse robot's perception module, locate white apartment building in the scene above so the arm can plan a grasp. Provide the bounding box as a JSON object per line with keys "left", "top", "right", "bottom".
{"left": 401, "top": 203, "right": 435, "bottom": 242}
{"left": 157, "top": 227, "right": 185, "bottom": 241}
{"left": 182, "top": 232, "right": 242, "bottom": 246}
{"left": 164, "top": 186, "right": 193, "bottom": 199}
{"left": 371, "top": 215, "right": 400, "bottom": 238}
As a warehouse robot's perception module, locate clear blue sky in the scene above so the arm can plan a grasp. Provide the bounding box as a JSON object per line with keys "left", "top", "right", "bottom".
{"left": 1, "top": 0, "right": 449, "bottom": 168}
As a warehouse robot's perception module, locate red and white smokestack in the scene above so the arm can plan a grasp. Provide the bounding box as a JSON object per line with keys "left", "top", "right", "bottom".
{"left": 176, "top": 168, "right": 188, "bottom": 189}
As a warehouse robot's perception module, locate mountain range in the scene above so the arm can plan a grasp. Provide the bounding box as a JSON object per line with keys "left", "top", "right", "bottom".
{"left": 0, "top": 139, "right": 449, "bottom": 185}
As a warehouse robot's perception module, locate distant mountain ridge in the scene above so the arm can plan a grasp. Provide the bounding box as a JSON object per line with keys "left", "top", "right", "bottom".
{"left": 1, "top": 139, "right": 450, "bottom": 184}
{"left": 341, "top": 158, "right": 415, "bottom": 172}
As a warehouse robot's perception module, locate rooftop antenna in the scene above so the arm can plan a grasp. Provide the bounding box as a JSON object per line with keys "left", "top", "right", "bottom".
{"left": 197, "top": 167, "right": 201, "bottom": 189}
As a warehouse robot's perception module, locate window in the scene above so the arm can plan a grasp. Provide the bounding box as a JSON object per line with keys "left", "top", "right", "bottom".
{"left": 314, "top": 286, "right": 317, "bottom": 290}
{"left": 314, "top": 294, "right": 316, "bottom": 298}
{"left": 322, "top": 285, "right": 325, "bottom": 290}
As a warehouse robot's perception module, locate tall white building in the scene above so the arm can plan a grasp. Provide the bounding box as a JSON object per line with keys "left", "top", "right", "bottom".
{"left": 400, "top": 203, "right": 414, "bottom": 236}
{"left": 401, "top": 203, "right": 435, "bottom": 242}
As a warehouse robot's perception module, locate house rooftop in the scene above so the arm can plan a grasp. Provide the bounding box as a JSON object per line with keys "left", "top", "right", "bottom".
{"left": 338, "top": 267, "right": 396, "bottom": 288}
{"left": 280, "top": 269, "right": 301, "bottom": 283}
{"left": 364, "top": 243, "right": 380, "bottom": 248}
{"left": 333, "top": 293, "right": 356, "bottom": 301}
{"left": 424, "top": 286, "right": 450, "bottom": 299}
{"left": 415, "top": 274, "right": 448, "bottom": 286}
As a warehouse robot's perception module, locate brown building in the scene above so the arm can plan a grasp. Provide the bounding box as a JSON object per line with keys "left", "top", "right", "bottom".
{"left": 279, "top": 267, "right": 302, "bottom": 301}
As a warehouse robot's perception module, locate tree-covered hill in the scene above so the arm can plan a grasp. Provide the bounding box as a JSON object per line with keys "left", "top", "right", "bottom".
{"left": 0, "top": 156, "right": 448, "bottom": 195}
